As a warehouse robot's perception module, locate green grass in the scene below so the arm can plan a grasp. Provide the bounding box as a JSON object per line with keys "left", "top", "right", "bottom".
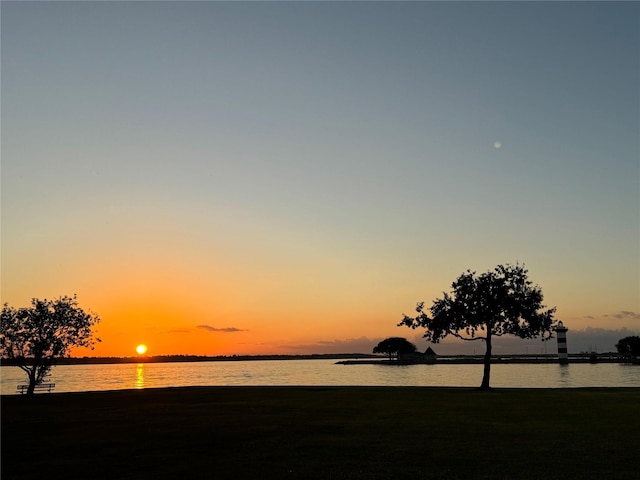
{"left": 2, "top": 387, "right": 639, "bottom": 479}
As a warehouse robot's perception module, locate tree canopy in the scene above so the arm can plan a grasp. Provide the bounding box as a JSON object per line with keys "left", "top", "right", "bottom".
{"left": 373, "top": 337, "right": 417, "bottom": 361}
{"left": 399, "top": 264, "right": 557, "bottom": 389}
{"left": 1, "top": 295, "right": 100, "bottom": 395}
{"left": 615, "top": 336, "right": 640, "bottom": 359}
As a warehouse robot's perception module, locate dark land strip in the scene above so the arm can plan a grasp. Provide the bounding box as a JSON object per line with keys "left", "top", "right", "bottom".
{"left": 3, "top": 387, "right": 639, "bottom": 480}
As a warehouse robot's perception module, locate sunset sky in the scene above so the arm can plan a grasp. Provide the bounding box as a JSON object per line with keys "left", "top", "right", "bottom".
{"left": 2, "top": 1, "right": 638, "bottom": 357}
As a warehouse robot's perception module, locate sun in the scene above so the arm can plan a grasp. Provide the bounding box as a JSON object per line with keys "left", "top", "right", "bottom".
{"left": 136, "top": 344, "right": 148, "bottom": 355}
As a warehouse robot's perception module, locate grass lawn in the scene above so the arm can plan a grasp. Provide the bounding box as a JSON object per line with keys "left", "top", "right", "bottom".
{"left": 2, "top": 387, "right": 639, "bottom": 479}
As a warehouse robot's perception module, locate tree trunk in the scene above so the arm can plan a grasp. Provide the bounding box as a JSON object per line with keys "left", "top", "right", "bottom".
{"left": 27, "top": 368, "right": 37, "bottom": 396}
{"left": 480, "top": 330, "right": 492, "bottom": 390}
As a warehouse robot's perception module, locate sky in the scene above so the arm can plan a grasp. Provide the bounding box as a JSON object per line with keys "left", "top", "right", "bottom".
{"left": 2, "top": 1, "right": 639, "bottom": 357}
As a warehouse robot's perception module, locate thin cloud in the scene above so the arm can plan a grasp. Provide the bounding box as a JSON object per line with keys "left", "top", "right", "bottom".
{"left": 197, "top": 325, "right": 246, "bottom": 333}
{"left": 603, "top": 311, "right": 640, "bottom": 320}
{"left": 167, "top": 329, "right": 191, "bottom": 334}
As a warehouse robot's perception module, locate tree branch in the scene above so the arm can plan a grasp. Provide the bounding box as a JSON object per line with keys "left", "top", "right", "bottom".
{"left": 450, "top": 331, "right": 487, "bottom": 342}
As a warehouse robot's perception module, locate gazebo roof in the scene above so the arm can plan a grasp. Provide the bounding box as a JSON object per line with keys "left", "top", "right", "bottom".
{"left": 425, "top": 347, "right": 437, "bottom": 356}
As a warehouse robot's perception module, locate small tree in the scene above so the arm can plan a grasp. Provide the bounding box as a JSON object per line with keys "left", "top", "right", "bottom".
{"left": 1, "top": 295, "right": 100, "bottom": 395}
{"left": 373, "top": 337, "right": 417, "bottom": 361}
{"left": 615, "top": 336, "right": 640, "bottom": 359}
{"left": 399, "top": 264, "right": 557, "bottom": 389}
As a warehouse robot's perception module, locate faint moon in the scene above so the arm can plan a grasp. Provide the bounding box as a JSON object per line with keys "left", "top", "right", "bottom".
{"left": 494, "top": 141, "right": 502, "bottom": 149}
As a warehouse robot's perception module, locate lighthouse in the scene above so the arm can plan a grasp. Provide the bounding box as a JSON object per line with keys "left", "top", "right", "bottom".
{"left": 555, "top": 321, "right": 569, "bottom": 364}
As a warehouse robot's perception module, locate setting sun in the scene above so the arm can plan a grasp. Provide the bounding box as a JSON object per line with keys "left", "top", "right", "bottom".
{"left": 136, "top": 344, "right": 148, "bottom": 355}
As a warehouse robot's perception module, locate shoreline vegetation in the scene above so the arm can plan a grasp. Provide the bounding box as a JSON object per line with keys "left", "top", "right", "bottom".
{"left": 3, "top": 386, "right": 639, "bottom": 480}
{"left": 1, "top": 352, "right": 633, "bottom": 366}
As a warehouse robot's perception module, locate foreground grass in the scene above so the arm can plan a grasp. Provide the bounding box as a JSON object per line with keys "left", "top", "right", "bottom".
{"left": 2, "top": 387, "right": 639, "bottom": 480}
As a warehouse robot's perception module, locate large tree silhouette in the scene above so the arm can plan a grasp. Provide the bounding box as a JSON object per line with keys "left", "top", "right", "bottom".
{"left": 399, "top": 264, "right": 556, "bottom": 389}
{"left": 615, "top": 336, "right": 640, "bottom": 359}
{"left": 373, "top": 337, "right": 417, "bottom": 361}
{"left": 1, "top": 295, "right": 100, "bottom": 395}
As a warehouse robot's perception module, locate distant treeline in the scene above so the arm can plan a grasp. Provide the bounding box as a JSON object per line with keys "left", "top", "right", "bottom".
{"left": 1, "top": 353, "right": 631, "bottom": 367}
{"left": 339, "top": 353, "right": 629, "bottom": 365}
{"left": 0, "top": 353, "right": 379, "bottom": 366}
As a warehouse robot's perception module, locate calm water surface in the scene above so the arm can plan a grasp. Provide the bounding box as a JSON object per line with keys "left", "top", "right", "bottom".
{"left": 1, "top": 360, "right": 638, "bottom": 394}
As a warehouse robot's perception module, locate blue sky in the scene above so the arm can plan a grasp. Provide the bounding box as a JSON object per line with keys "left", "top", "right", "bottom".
{"left": 2, "top": 1, "right": 638, "bottom": 356}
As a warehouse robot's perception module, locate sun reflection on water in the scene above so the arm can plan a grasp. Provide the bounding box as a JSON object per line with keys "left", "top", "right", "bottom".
{"left": 135, "top": 363, "right": 145, "bottom": 389}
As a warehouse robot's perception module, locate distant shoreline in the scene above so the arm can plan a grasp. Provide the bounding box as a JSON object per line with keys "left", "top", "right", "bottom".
{"left": 0, "top": 353, "right": 378, "bottom": 366}
{"left": 337, "top": 355, "right": 632, "bottom": 365}
{"left": 2, "top": 352, "right": 634, "bottom": 366}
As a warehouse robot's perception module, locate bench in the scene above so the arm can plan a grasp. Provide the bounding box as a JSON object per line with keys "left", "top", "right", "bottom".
{"left": 16, "top": 383, "right": 56, "bottom": 394}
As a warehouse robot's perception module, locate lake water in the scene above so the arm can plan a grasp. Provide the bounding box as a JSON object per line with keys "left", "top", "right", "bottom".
{"left": 1, "top": 360, "right": 639, "bottom": 394}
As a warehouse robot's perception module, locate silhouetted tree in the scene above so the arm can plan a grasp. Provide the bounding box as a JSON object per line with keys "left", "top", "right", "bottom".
{"left": 615, "top": 336, "right": 640, "bottom": 359}
{"left": 373, "top": 337, "right": 417, "bottom": 361}
{"left": 1, "top": 295, "right": 100, "bottom": 395}
{"left": 399, "top": 264, "right": 556, "bottom": 389}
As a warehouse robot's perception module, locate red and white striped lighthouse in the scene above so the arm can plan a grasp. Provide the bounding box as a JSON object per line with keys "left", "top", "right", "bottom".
{"left": 555, "top": 321, "right": 569, "bottom": 364}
